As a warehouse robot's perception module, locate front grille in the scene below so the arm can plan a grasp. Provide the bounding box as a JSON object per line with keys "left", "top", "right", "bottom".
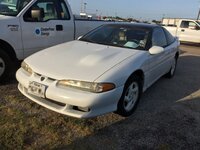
{"left": 34, "top": 72, "right": 56, "bottom": 82}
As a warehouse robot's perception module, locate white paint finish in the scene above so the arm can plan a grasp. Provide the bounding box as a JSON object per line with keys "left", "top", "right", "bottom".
{"left": 16, "top": 35, "right": 179, "bottom": 118}
{"left": 149, "top": 46, "right": 164, "bottom": 55}
{"left": 25, "top": 41, "right": 139, "bottom": 82}
{"left": 177, "top": 27, "right": 200, "bottom": 43}
{"left": 16, "top": 68, "right": 123, "bottom": 118}
{"left": 0, "top": 16, "right": 23, "bottom": 59}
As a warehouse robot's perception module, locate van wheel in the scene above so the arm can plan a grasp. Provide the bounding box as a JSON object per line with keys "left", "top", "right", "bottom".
{"left": 116, "top": 75, "right": 142, "bottom": 117}
{"left": 165, "top": 57, "right": 177, "bottom": 78}
{"left": 0, "top": 50, "right": 12, "bottom": 82}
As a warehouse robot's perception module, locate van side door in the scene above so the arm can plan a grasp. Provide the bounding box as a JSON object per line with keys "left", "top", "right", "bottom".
{"left": 177, "top": 20, "right": 200, "bottom": 43}
{"left": 20, "top": 0, "right": 74, "bottom": 58}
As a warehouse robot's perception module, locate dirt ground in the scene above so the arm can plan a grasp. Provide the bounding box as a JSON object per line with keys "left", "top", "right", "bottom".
{"left": 0, "top": 44, "right": 200, "bottom": 149}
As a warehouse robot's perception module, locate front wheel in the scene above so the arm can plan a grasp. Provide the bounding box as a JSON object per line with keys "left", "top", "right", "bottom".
{"left": 0, "top": 50, "right": 13, "bottom": 82}
{"left": 116, "top": 76, "right": 142, "bottom": 117}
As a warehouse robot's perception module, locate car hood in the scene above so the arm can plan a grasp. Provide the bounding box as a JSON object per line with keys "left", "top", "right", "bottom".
{"left": 25, "top": 41, "right": 141, "bottom": 81}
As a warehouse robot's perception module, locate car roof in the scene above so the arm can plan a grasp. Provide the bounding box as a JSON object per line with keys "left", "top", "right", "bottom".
{"left": 103, "top": 22, "right": 159, "bottom": 30}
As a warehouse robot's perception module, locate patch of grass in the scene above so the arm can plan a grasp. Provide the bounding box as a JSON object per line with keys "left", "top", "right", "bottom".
{"left": 0, "top": 90, "right": 123, "bottom": 149}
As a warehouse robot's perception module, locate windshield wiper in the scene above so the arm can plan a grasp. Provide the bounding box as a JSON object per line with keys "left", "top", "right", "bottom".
{"left": 79, "top": 38, "right": 97, "bottom": 43}
{"left": 0, "top": 12, "right": 16, "bottom": 16}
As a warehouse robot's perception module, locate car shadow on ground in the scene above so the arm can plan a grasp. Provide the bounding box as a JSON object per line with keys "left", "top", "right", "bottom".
{"left": 58, "top": 55, "right": 200, "bottom": 149}
{"left": 0, "top": 61, "right": 20, "bottom": 86}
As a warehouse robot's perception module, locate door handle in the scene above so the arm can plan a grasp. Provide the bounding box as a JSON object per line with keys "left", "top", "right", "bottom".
{"left": 56, "top": 25, "right": 63, "bottom": 31}
{"left": 181, "top": 29, "right": 185, "bottom": 32}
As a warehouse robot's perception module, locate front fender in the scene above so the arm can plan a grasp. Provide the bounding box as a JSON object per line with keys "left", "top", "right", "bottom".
{"left": 95, "top": 51, "right": 149, "bottom": 88}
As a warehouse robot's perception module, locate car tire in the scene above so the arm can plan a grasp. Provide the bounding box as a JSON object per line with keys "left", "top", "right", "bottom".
{"left": 116, "top": 75, "right": 142, "bottom": 117}
{"left": 165, "top": 57, "right": 177, "bottom": 78}
{"left": 0, "top": 50, "right": 13, "bottom": 82}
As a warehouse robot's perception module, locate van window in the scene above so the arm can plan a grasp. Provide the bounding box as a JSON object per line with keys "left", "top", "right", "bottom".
{"left": 23, "top": 0, "right": 70, "bottom": 22}
{"left": 180, "top": 21, "right": 198, "bottom": 29}
{"left": 60, "top": 0, "right": 70, "bottom": 20}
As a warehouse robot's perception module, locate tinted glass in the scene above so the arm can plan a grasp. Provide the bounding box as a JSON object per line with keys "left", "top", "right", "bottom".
{"left": 0, "top": 0, "right": 31, "bottom": 16}
{"left": 180, "top": 21, "right": 189, "bottom": 28}
{"left": 163, "top": 28, "right": 175, "bottom": 45}
{"left": 152, "top": 28, "right": 167, "bottom": 47}
{"left": 80, "top": 25, "right": 150, "bottom": 50}
{"left": 60, "top": 0, "right": 70, "bottom": 20}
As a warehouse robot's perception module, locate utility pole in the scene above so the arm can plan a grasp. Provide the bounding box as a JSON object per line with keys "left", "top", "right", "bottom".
{"left": 197, "top": 9, "right": 200, "bottom": 20}
{"left": 84, "top": 2, "right": 87, "bottom": 13}
{"left": 197, "top": 1, "right": 200, "bottom": 20}
{"left": 80, "top": 0, "right": 83, "bottom": 13}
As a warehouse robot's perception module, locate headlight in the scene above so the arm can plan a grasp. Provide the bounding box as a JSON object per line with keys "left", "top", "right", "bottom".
{"left": 21, "top": 61, "right": 33, "bottom": 75}
{"left": 57, "top": 80, "right": 115, "bottom": 93}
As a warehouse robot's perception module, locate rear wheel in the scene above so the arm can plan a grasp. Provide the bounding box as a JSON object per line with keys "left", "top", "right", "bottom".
{"left": 165, "top": 57, "right": 177, "bottom": 78}
{"left": 0, "top": 50, "right": 13, "bottom": 82}
{"left": 116, "top": 76, "right": 142, "bottom": 117}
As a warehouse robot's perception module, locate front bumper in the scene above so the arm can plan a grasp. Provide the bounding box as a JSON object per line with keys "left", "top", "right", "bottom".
{"left": 16, "top": 68, "right": 124, "bottom": 118}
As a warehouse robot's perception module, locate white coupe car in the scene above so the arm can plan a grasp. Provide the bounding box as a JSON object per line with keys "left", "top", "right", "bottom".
{"left": 16, "top": 23, "right": 180, "bottom": 118}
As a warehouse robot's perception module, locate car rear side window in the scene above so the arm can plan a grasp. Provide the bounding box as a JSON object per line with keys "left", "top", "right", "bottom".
{"left": 152, "top": 28, "right": 167, "bottom": 47}
{"left": 163, "top": 28, "right": 175, "bottom": 45}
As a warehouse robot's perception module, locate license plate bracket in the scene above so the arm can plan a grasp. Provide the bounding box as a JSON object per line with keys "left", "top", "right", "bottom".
{"left": 28, "top": 81, "right": 47, "bottom": 98}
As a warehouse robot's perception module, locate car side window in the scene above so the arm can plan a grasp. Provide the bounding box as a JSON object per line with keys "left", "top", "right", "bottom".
{"left": 152, "top": 28, "right": 167, "bottom": 47}
{"left": 23, "top": 0, "right": 70, "bottom": 22}
{"left": 163, "top": 28, "right": 175, "bottom": 45}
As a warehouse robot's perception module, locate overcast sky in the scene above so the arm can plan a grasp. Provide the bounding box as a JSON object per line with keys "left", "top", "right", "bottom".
{"left": 68, "top": 0, "right": 200, "bottom": 20}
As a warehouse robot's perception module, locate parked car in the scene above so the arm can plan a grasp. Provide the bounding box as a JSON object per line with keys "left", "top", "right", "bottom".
{"left": 163, "top": 19, "right": 200, "bottom": 44}
{"left": 0, "top": 0, "right": 108, "bottom": 81}
{"left": 16, "top": 23, "right": 180, "bottom": 118}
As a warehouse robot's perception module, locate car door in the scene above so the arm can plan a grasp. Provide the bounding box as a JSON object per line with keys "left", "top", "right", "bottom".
{"left": 177, "top": 20, "right": 200, "bottom": 43}
{"left": 20, "top": 0, "right": 74, "bottom": 58}
{"left": 146, "top": 27, "right": 169, "bottom": 86}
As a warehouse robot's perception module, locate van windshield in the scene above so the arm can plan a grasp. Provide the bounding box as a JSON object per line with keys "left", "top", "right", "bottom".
{"left": 0, "top": 0, "right": 31, "bottom": 16}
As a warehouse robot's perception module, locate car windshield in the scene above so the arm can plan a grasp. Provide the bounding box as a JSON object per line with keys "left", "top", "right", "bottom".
{"left": 80, "top": 24, "right": 150, "bottom": 50}
{"left": 0, "top": 0, "right": 31, "bottom": 16}
{"left": 197, "top": 21, "right": 200, "bottom": 26}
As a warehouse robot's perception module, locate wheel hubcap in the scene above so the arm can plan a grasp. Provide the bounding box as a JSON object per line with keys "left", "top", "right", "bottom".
{"left": 0, "top": 57, "right": 5, "bottom": 77}
{"left": 171, "top": 59, "right": 176, "bottom": 75}
{"left": 124, "top": 82, "right": 139, "bottom": 112}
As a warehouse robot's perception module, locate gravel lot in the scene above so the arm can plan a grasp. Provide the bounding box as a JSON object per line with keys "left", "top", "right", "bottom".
{"left": 0, "top": 44, "right": 200, "bottom": 149}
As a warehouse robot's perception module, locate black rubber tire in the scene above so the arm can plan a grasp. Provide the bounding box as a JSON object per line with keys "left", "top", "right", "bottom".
{"left": 165, "top": 57, "right": 177, "bottom": 78}
{"left": 0, "top": 50, "right": 13, "bottom": 82}
{"left": 116, "top": 75, "right": 142, "bottom": 117}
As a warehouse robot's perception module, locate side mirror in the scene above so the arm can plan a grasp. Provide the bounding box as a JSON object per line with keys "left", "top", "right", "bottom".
{"left": 149, "top": 46, "right": 164, "bottom": 55}
{"left": 77, "top": 36, "right": 82, "bottom": 40}
{"left": 31, "top": 7, "right": 44, "bottom": 21}
{"left": 195, "top": 26, "right": 200, "bottom": 30}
